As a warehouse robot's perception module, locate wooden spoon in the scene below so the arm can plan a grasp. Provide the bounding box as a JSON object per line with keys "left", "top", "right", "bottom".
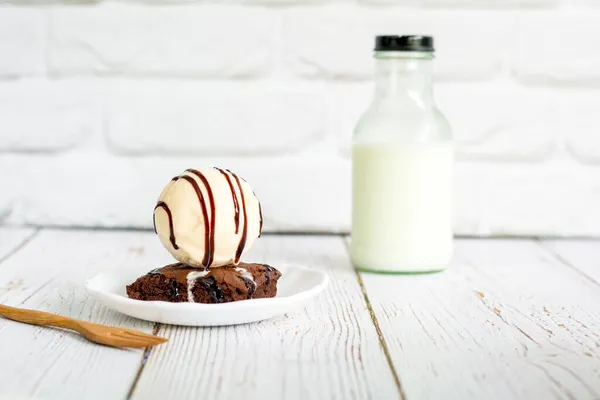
{"left": 0, "top": 304, "right": 168, "bottom": 348}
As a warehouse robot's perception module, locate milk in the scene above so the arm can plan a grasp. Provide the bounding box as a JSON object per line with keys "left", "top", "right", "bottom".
{"left": 350, "top": 36, "right": 454, "bottom": 273}
{"left": 351, "top": 143, "right": 453, "bottom": 272}
{"left": 350, "top": 35, "right": 453, "bottom": 273}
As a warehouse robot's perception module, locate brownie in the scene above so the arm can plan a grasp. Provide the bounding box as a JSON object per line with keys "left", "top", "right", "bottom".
{"left": 126, "top": 262, "right": 281, "bottom": 304}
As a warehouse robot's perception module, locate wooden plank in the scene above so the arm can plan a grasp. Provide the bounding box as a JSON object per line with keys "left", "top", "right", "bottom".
{"left": 541, "top": 240, "right": 600, "bottom": 286}
{"left": 357, "top": 238, "right": 600, "bottom": 400}
{"left": 0, "top": 227, "right": 37, "bottom": 264}
{"left": 131, "top": 235, "right": 400, "bottom": 400}
{"left": 0, "top": 229, "right": 175, "bottom": 400}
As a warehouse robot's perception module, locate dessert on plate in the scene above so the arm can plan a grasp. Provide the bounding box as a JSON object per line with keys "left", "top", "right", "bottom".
{"left": 126, "top": 262, "right": 280, "bottom": 303}
{"left": 126, "top": 168, "right": 281, "bottom": 304}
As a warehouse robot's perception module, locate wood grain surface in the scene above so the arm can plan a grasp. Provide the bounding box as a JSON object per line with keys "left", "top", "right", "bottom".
{"left": 0, "top": 227, "right": 36, "bottom": 263}
{"left": 0, "top": 227, "right": 598, "bottom": 400}
{"left": 130, "top": 235, "right": 398, "bottom": 400}
{"left": 0, "top": 229, "right": 169, "bottom": 399}
{"left": 356, "top": 238, "right": 600, "bottom": 400}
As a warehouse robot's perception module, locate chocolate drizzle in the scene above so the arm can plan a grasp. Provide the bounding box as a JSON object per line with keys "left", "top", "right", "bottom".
{"left": 228, "top": 170, "right": 248, "bottom": 264}
{"left": 264, "top": 264, "right": 274, "bottom": 285}
{"left": 257, "top": 197, "right": 263, "bottom": 237}
{"left": 180, "top": 174, "right": 213, "bottom": 267}
{"left": 238, "top": 276, "right": 256, "bottom": 299}
{"left": 153, "top": 202, "right": 178, "bottom": 250}
{"left": 216, "top": 167, "right": 240, "bottom": 234}
{"left": 155, "top": 168, "right": 258, "bottom": 267}
{"left": 185, "top": 169, "right": 216, "bottom": 268}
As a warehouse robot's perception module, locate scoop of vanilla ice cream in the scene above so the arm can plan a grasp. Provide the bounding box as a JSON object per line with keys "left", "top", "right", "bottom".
{"left": 153, "top": 168, "right": 263, "bottom": 268}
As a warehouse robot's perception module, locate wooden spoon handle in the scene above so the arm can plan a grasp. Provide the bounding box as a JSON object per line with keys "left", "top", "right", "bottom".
{"left": 0, "top": 304, "right": 77, "bottom": 331}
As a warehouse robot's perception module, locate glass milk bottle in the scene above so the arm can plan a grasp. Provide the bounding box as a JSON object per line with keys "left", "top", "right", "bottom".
{"left": 350, "top": 35, "right": 453, "bottom": 273}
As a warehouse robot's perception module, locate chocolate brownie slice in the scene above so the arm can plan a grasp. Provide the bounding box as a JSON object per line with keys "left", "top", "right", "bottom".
{"left": 126, "top": 262, "right": 281, "bottom": 304}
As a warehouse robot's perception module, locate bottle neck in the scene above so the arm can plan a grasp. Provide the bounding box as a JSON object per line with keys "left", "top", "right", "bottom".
{"left": 374, "top": 52, "right": 434, "bottom": 103}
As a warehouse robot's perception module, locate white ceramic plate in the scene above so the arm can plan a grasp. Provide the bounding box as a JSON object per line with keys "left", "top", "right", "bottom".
{"left": 86, "top": 264, "right": 328, "bottom": 326}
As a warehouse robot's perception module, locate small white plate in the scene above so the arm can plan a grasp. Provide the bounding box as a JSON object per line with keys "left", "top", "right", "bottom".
{"left": 86, "top": 264, "right": 328, "bottom": 326}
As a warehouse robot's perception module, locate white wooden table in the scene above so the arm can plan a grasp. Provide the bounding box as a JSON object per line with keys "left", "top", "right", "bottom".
{"left": 0, "top": 227, "right": 599, "bottom": 400}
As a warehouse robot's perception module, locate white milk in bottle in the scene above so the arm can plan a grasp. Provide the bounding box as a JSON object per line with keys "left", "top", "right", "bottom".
{"left": 351, "top": 35, "right": 453, "bottom": 273}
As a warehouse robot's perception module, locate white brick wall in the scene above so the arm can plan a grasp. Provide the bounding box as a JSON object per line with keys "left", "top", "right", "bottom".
{"left": 515, "top": 11, "right": 600, "bottom": 84}
{"left": 105, "top": 80, "right": 327, "bottom": 155}
{"left": 284, "top": 9, "right": 509, "bottom": 80}
{"left": 0, "top": 1, "right": 599, "bottom": 236}
{"left": 560, "top": 90, "right": 600, "bottom": 163}
{"left": 0, "top": 79, "right": 100, "bottom": 152}
{"left": 49, "top": 5, "right": 276, "bottom": 77}
{"left": 0, "top": 9, "right": 45, "bottom": 77}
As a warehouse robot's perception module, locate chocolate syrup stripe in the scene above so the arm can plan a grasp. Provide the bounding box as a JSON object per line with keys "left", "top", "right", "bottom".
{"left": 258, "top": 202, "right": 263, "bottom": 237}
{"left": 153, "top": 176, "right": 180, "bottom": 246}
{"left": 155, "top": 169, "right": 259, "bottom": 266}
{"left": 180, "top": 174, "right": 212, "bottom": 267}
{"left": 253, "top": 190, "right": 263, "bottom": 237}
{"left": 215, "top": 167, "right": 240, "bottom": 234}
{"left": 186, "top": 169, "right": 217, "bottom": 268}
{"left": 153, "top": 201, "right": 179, "bottom": 250}
{"left": 228, "top": 170, "right": 248, "bottom": 264}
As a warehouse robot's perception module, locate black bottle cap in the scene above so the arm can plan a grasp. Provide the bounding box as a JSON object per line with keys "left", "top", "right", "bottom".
{"left": 374, "top": 35, "right": 434, "bottom": 52}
